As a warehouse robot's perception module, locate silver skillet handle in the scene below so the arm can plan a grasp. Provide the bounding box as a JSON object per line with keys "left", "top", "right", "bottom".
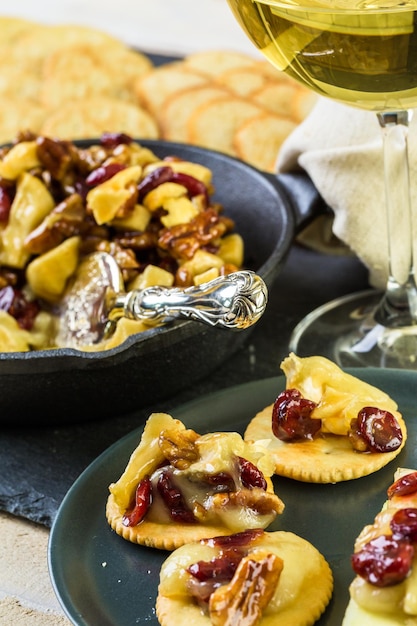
{"left": 107, "top": 271, "right": 268, "bottom": 330}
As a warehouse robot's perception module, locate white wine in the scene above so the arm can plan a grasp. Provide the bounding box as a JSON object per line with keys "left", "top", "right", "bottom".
{"left": 227, "top": 0, "right": 417, "bottom": 110}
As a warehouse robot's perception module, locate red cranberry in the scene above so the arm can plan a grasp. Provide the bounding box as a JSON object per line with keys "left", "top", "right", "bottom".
{"left": 238, "top": 457, "right": 267, "bottom": 490}
{"left": 100, "top": 132, "right": 133, "bottom": 148}
{"left": 85, "top": 162, "right": 126, "bottom": 186}
{"left": 351, "top": 534, "right": 414, "bottom": 587}
{"left": 272, "top": 388, "right": 320, "bottom": 442}
{"left": 157, "top": 469, "right": 195, "bottom": 523}
{"left": 122, "top": 476, "right": 152, "bottom": 527}
{"left": 357, "top": 407, "right": 403, "bottom": 453}
{"left": 390, "top": 508, "right": 417, "bottom": 542}
{"left": 388, "top": 472, "right": 417, "bottom": 499}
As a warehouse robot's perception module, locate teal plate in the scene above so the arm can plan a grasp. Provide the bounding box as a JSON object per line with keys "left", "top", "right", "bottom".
{"left": 48, "top": 369, "right": 417, "bottom": 625}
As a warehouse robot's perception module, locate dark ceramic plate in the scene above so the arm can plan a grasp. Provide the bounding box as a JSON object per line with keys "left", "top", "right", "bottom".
{"left": 1, "top": 140, "right": 300, "bottom": 425}
{"left": 48, "top": 368, "right": 416, "bottom": 625}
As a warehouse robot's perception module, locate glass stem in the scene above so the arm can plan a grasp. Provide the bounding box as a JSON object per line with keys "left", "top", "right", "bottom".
{"left": 374, "top": 110, "right": 417, "bottom": 328}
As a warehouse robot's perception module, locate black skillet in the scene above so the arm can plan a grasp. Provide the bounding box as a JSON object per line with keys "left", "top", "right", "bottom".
{"left": 0, "top": 140, "right": 323, "bottom": 424}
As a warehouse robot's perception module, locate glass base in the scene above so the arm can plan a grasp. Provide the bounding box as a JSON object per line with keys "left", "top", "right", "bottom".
{"left": 289, "top": 289, "right": 417, "bottom": 369}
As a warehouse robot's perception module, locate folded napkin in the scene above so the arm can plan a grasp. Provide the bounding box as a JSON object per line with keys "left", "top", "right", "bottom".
{"left": 276, "top": 97, "right": 417, "bottom": 290}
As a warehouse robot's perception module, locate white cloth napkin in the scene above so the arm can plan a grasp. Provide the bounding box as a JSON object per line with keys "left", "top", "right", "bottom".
{"left": 276, "top": 97, "right": 417, "bottom": 290}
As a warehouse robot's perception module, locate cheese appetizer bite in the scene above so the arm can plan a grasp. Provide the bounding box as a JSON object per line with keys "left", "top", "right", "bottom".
{"left": 156, "top": 528, "right": 333, "bottom": 626}
{"left": 245, "top": 353, "right": 406, "bottom": 483}
{"left": 107, "top": 413, "right": 284, "bottom": 550}
{"left": 343, "top": 468, "right": 417, "bottom": 625}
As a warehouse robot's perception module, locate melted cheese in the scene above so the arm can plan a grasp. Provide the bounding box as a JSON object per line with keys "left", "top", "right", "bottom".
{"left": 348, "top": 469, "right": 417, "bottom": 619}
{"left": 159, "top": 531, "right": 327, "bottom": 615}
{"left": 110, "top": 413, "right": 282, "bottom": 530}
{"left": 147, "top": 456, "right": 279, "bottom": 531}
{"left": 342, "top": 598, "right": 417, "bottom": 626}
{"left": 281, "top": 353, "right": 399, "bottom": 436}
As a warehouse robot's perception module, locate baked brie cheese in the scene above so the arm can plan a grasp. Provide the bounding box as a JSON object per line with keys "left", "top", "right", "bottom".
{"left": 156, "top": 529, "right": 333, "bottom": 626}
{"left": 343, "top": 468, "right": 417, "bottom": 625}
{"left": 106, "top": 413, "right": 284, "bottom": 549}
{"left": 245, "top": 353, "right": 407, "bottom": 483}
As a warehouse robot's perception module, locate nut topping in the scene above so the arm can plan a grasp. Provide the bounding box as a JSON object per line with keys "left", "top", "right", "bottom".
{"left": 209, "top": 551, "right": 283, "bottom": 626}
{"left": 159, "top": 427, "right": 200, "bottom": 470}
{"left": 211, "top": 488, "right": 285, "bottom": 516}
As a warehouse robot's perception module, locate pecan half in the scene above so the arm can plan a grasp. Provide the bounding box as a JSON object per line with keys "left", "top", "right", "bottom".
{"left": 24, "top": 193, "right": 88, "bottom": 255}
{"left": 211, "top": 488, "right": 285, "bottom": 516}
{"left": 209, "top": 551, "right": 283, "bottom": 626}
{"left": 159, "top": 427, "right": 200, "bottom": 470}
{"left": 36, "top": 136, "right": 74, "bottom": 181}
{"left": 158, "top": 207, "right": 232, "bottom": 261}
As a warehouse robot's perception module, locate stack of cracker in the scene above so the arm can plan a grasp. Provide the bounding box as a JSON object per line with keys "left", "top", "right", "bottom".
{"left": 0, "top": 16, "right": 317, "bottom": 172}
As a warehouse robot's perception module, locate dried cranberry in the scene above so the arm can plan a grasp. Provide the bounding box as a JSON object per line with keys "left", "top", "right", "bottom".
{"left": 186, "top": 577, "right": 220, "bottom": 604}
{"left": 202, "top": 471, "right": 235, "bottom": 493}
{"left": 186, "top": 556, "right": 242, "bottom": 604}
{"left": 357, "top": 407, "right": 403, "bottom": 453}
{"left": 100, "top": 132, "right": 133, "bottom": 148}
{"left": 388, "top": 472, "right": 417, "bottom": 499}
{"left": 137, "top": 166, "right": 208, "bottom": 205}
{"left": 0, "top": 286, "right": 39, "bottom": 330}
{"left": 238, "top": 457, "right": 267, "bottom": 490}
{"left": 85, "top": 162, "right": 126, "bottom": 187}
{"left": 390, "top": 508, "right": 417, "bottom": 542}
{"left": 187, "top": 530, "right": 265, "bottom": 604}
{"left": 271, "top": 388, "right": 320, "bottom": 442}
{"left": 187, "top": 554, "right": 241, "bottom": 582}
{"left": 137, "top": 166, "right": 174, "bottom": 201}
{"left": 170, "top": 171, "right": 209, "bottom": 205}
{"left": 157, "top": 469, "right": 195, "bottom": 523}
{"left": 351, "top": 534, "right": 414, "bottom": 587}
{"left": 122, "top": 476, "right": 152, "bottom": 527}
{"left": 204, "top": 529, "right": 265, "bottom": 549}
{"left": 0, "top": 186, "right": 12, "bottom": 222}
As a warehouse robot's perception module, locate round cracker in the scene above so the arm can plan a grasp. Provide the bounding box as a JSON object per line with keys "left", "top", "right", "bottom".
{"left": 156, "top": 530, "right": 333, "bottom": 626}
{"left": 0, "top": 61, "right": 42, "bottom": 102}
{"left": 133, "top": 63, "right": 208, "bottom": 117}
{"left": 213, "top": 66, "right": 270, "bottom": 97}
{"left": 252, "top": 81, "right": 304, "bottom": 118}
{"left": 188, "top": 96, "right": 264, "bottom": 156}
{"left": 41, "top": 96, "right": 159, "bottom": 140}
{"left": 161, "top": 84, "right": 230, "bottom": 141}
{"left": 9, "top": 23, "right": 122, "bottom": 66}
{"left": 41, "top": 43, "right": 153, "bottom": 108}
{"left": 41, "top": 45, "right": 118, "bottom": 109}
{"left": 245, "top": 404, "right": 407, "bottom": 483}
{"left": 0, "top": 16, "right": 35, "bottom": 43}
{"left": 183, "top": 49, "right": 259, "bottom": 76}
{"left": 0, "top": 99, "right": 46, "bottom": 144}
{"left": 234, "top": 112, "right": 297, "bottom": 172}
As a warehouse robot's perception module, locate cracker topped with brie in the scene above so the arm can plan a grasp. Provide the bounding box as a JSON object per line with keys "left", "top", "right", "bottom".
{"left": 343, "top": 468, "right": 417, "bottom": 625}
{"left": 244, "top": 353, "right": 407, "bottom": 483}
{"left": 106, "top": 413, "right": 284, "bottom": 550}
{"left": 156, "top": 528, "right": 333, "bottom": 626}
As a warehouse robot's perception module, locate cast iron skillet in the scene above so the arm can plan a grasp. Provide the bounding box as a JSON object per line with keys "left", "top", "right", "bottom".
{"left": 0, "top": 140, "right": 322, "bottom": 424}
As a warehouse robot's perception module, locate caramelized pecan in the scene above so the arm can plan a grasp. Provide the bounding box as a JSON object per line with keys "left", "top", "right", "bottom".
{"left": 211, "top": 488, "right": 285, "bottom": 516}
{"left": 24, "top": 193, "right": 88, "bottom": 255}
{"left": 158, "top": 208, "right": 231, "bottom": 261}
{"left": 36, "top": 136, "right": 74, "bottom": 181}
{"left": 159, "top": 427, "right": 200, "bottom": 470}
{"left": 209, "top": 551, "right": 283, "bottom": 626}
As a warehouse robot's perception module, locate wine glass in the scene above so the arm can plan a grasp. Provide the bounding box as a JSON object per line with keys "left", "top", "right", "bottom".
{"left": 226, "top": 0, "right": 417, "bottom": 368}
